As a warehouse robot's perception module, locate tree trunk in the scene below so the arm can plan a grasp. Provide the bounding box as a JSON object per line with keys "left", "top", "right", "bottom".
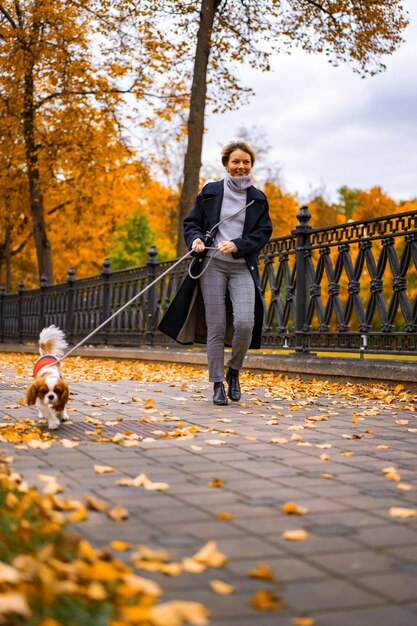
{"left": 176, "top": 0, "right": 219, "bottom": 256}
{"left": 22, "top": 60, "right": 53, "bottom": 283}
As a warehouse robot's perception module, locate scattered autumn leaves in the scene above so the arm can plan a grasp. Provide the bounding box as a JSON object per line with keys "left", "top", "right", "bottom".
{"left": 1, "top": 353, "right": 417, "bottom": 625}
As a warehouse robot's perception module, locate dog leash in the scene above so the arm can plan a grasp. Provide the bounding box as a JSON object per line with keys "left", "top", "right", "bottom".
{"left": 61, "top": 250, "right": 194, "bottom": 361}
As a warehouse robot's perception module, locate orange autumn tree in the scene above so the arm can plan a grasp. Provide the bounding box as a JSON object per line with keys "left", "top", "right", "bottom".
{"left": 351, "top": 186, "right": 397, "bottom": 221}
{"left": 0, "top": 0, "right": 185, "bottom": 286}
{"left": 264, "top": 181, "right": 299, "bottom": 238}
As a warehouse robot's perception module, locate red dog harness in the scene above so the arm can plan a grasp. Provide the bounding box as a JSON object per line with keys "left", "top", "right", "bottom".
{"left": 33, "top": 355, "right": 61, "bottom": 379}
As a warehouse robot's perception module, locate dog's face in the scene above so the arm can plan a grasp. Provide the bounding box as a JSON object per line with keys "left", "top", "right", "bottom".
{"left": 26, "top": 375, "right": 69, "bottom": 411}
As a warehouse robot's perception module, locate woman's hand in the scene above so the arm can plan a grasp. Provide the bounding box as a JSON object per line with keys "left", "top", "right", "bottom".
{"left": 218, "top": 240, "right": 237, "bottom": 254}
{"left": 192, "top": 238, "right": 205, "bottom": 253}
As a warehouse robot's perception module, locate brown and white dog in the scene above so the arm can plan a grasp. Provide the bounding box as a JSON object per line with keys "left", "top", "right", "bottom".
{"left": 26, "top": 325, "right": 69, "bottom": 430}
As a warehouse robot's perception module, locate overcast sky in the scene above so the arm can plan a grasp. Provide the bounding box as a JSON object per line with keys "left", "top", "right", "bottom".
{"left": 202, "top": 0, "right": 417, "bottom": 204}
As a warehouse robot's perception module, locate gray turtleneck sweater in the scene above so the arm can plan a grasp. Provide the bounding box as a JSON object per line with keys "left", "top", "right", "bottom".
{"left": 208, "top": 173, "right": 252, "bottom": 263}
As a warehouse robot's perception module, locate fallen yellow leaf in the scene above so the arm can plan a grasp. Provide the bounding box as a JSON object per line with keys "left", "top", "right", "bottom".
{"left": 148, "top": 601, "right": 209, "bottom": 626}
{"left": 0, "top": 592, "right": 31, "bottom": 619}
{"left": 84, "top": 496, "right": 108, "bottom": 512}
{"left": 94, "top": 465, "right": 116, "bottom": 474}
{"left": 191, "top": 541, "right": 227, "bottom": 568}
{"left": 210, "top": 579, "right": 235, "bottom": 595}
{"left": 385, "top": 471, "right": 401, "bottom": 481}
{"left": 397, "top": 483, "right": 414, "bottom": 491}
{"left": 282, "top": 502, "right": 308, "bottom": 515}
{"left": 389, "top": 507, "right": 417, "bottom": 519}
{"left": 250, "top": 589, "right": 284, "bottom": 611}
{"left": 215, "top": 512, "right": 233, "bottom": 521}
{"left": 281, "top": 529, "right": 309, "bottom": 541}
{"left": 107, "top": 505, "right": 129, "bottom": 521}
{"left": 110, "top": 541, "right": 133, "bottom": 551}
{"left": 60, "top": 439, "right": 79, "bottom": 448}
{"left": 204, "top": 439, "right": 227, "bottom": 446}
{"left": 208, "top": 478, "right": 224, "bottom": 488}
{"left": 247, "top": 562, "right": 275, "bottom": 580}
{"left": 68, "top": 505, "right": 89, "bottom": 522}
{"left": 0, "top": 562, "right": 20, "bottom": 584}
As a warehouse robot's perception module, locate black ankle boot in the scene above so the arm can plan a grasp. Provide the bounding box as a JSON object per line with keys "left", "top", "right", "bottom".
{"left": 213, "top": 382, "right": 228, "bottom": 405}
{"left": 226, "top": 367, "right": 241, "bottom": 401}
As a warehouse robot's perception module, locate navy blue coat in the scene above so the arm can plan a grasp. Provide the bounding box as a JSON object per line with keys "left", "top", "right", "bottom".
{"left": 158, "top": 180, "right": 272, "bottom": 348}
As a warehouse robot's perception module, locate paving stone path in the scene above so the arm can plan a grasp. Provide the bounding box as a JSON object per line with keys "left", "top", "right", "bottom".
{"left": 1, "top": 367, "right": 417, "bottom": 626}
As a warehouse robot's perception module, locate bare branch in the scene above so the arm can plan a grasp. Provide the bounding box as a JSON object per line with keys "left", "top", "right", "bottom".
{"left": 0, "top": 3, "right": 17, "bottom": 28}
{"left": 302, "top": 0, "right": 338, "bottom": 22}
{"left": 47, "top": 201, "right": 72, "bottom": 216}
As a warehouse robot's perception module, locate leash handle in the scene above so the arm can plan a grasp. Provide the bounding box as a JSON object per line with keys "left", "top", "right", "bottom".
{"left": 61, "top": 250, "right": 193, "bottom": 360}
{"left": 188, "top": 247, "right": 220, "bottom": 280}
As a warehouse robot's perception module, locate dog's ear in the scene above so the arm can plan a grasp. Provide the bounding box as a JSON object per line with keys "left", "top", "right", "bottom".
{"left": 55, "top": 380, "right": 69, "bottom": 412}
{"left": 26, "top": 382, "right": 38, "bottom": 406}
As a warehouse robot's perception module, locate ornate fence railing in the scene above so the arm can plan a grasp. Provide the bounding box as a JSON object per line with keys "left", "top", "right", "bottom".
{"left": 1, "top": 207, "right": 417, "bottom": 354}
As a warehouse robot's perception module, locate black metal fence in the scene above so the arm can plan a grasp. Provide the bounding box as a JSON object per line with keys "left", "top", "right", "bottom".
{"left": 1, "top": 207, "right": 417, "bottom": 354}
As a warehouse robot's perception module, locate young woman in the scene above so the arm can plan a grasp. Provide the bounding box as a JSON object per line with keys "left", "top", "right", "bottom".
{"left": 159, "top": 141, "right": 272, "bottom": 405}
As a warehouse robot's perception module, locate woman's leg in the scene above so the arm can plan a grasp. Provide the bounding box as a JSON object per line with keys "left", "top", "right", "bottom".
{"left": 227, "top": 264, "right": 255, "bottom": 372}
{"left": 199, "top": 259, "right": 228, "bottom": 382}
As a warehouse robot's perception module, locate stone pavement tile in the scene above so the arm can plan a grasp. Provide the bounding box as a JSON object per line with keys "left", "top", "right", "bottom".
{"left": 190, "top": 471, "right": 265, "bottom": 486}
{"left": 283, "top": 578, "right": 381, "bottom": 612}
{"left": 384, "top": 545, "right": 417, "bottom": 561}
{"left": 267, "top": 533, "right": 363, "bottom": 556}
{"left": 140, "top": 506, "right": 213, "bottom": 525}
{"left": 155, "top": 520, "right": 248, "bottom": 541}
{"left": 306, "top": 509, "right": 388, "bottom": 528}
{"left": 216, "top": 536, "right": 283, "bottom": 559}
{"left": 307, "top": 549, "right": 399, "bottom": 577}
{"left": 197, "top": 450, "right": 254, "bottom": 462}
{"left": 299, "top": 483, "right": 362, "bottom": 498}
{"left": 353, "top": 524, "right": 417, "bottom": 549}
{"left": 196, "top": 501, "right": 282, "bottom": 520}
{"left": 175, "top": 491, "right": 240, "bottom": 507}
{"left": 277, "top": 496, "right": 350, "bottom": 513}
{"left": 239, "top": 486, "right": 314, "bottom": 503}
{"left": 331, "top": 493, "right": 410, "bottom": 510}
{"left": 406, "top": 600, "right": 417, "bottom": 615}
{"left": 8, "top": 458, "right": 52, "bottom": 472}
{"left": 313, "top": 605, "right": 416, "bottom": 626}
{"left": 232, "top": 515, "right": 310, "bottom": 536}
{"left": 356, "top": 571, "right": 417, "bottom": 602}
{"left": 225, "top": 554, "right": 327, "bottom": 582}
{"left": 212, "top": 616, "right": 291, "bottom": 626}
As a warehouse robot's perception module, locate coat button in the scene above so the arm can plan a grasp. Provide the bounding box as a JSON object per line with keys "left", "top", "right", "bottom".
{"left": 251, "top": 266, "right": 254, "bottom": 270}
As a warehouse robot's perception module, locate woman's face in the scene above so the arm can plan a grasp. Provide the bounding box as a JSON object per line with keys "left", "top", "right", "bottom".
{"left": 226, "top": 149, "right": 253, "bottom": 177}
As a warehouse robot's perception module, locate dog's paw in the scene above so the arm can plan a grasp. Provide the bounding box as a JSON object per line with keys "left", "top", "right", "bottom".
{"left": 48, "top": 417, "right": 61, "bottom": 430}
